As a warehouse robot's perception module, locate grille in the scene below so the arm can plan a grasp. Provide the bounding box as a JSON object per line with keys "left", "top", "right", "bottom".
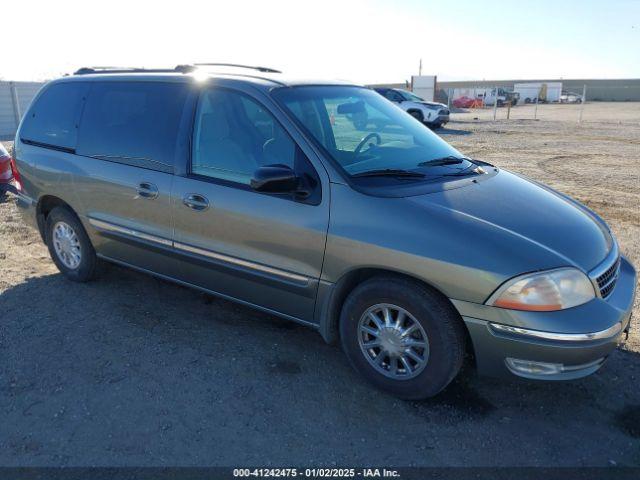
{"left": 441, "top": 109, "right": 450, "bottom": 115}
{"left": 596, "top": 256, "right": 620, "bottom": 298}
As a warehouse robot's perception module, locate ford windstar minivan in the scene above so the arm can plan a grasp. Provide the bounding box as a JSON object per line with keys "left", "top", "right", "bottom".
{"left": 11, "top": 64, "right": 636, "bottom": 398}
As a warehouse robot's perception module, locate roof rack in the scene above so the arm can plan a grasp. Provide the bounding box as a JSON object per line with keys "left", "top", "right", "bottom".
{"left": 192, "top": 63, "right": 281, "bottom": 73}
{"left": 73, "top": 63, "right": 281, "bottom": 76}
{"left": 74, "top": 65, "right": 195, "bottom": 75}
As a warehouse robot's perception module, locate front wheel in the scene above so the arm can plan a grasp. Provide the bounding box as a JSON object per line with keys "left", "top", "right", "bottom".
{"left": 45, "top": 206, "right": 99, "bottom": 282}
{"left": 339, "top": 277, "right": 466, "bottom": 399}
{"left": 408, "top": 110, "right": 424, "bottom": 122}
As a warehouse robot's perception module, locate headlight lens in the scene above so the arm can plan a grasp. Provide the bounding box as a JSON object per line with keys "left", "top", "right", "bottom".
{"left": 488, "top": 268, "right": 595, "bottom": 311}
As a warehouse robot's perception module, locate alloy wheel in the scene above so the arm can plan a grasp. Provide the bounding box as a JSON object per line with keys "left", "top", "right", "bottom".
{"left": 52, "top": 221, "right": 82, "bottom": 269}
{"left": 357, "top": 303, "right": 429, "bottom": 380}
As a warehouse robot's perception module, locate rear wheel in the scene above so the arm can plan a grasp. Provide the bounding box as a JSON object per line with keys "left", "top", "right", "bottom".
{"left": 45, "top": 206, "right": 98, "bottom": 282}
{"left": 340, "top": 276, "right": 465, "bottom": 399}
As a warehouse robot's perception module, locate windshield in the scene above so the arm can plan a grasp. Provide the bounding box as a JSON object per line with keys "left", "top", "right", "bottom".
{"left": 273, "top": 86, "right": 468, "bottom": 178}
{"left": 398, "top": 90, "right": 424, "bottom": 102}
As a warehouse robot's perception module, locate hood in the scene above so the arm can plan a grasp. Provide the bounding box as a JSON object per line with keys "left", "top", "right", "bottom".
{"left": 418, "top": 101, "right": 447, "bottom": 109}
{"left": 403, "top": 100, "right": 446, "bottom": 109}
{"left": 408, "top": 169, "right": 613, "bottom": 272}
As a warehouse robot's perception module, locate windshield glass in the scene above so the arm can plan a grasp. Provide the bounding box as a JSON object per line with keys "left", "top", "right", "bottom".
{"left": 398, "top": 90, "right": 424, "bottom": 102}
{"left": 273, "top": 86, "right": 467, "bottom": 177}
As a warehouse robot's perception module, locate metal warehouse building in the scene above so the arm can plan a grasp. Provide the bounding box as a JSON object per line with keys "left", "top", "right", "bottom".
{"left": 0, "top": 81, "right": 44, "bottom": 140}
{"left": 437, "top": 78, "right": 640, "bottom": 102}
{"left": 372, "top": 79, "right": 640, "bottom": 102}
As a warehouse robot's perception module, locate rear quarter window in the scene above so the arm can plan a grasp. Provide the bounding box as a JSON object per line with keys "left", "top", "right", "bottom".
{"left": 20, "top": 82, "right": 89, "bottom": 151}
{"left": 77, "top": 82, "right": 189, "bottom": 172}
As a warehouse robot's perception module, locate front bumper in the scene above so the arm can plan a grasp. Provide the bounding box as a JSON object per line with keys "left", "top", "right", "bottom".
{"left": 425, "top": 113, "right": 449, "bottom": 126}
{"left": 454, "top": 255, "right": 636, "bottom": 380}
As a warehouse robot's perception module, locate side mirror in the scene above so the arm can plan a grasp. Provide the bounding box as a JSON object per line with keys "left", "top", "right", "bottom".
{"left": 250, "top": 164, "right": 298, "bottom": 193}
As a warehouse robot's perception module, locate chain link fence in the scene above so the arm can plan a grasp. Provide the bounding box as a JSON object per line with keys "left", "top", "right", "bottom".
{"left": 0, "top": 81, "right": 44, "bottom": 140}
{"left": 436, "top": 82, "right": 640, "bottom": 124}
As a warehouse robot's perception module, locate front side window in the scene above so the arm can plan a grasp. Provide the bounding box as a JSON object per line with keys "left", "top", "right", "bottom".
{"left": 20, "top": 82, "right": 89, "bottom": 150}
{"left": 191, "top": 89, "right": 296, "bottom": 185}
{"left": 273, "top": 86, "right": 468, "bottom": 179}
{"left": 399, "top": 90, "right": 424, "bottom": 102}
{"left": 77, "top": 82, "right": 189, "bottom": 171}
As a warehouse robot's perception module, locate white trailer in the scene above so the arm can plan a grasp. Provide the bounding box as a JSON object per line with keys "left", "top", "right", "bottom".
{"left": 411, "top": 75, "right": 436, "bottom": 102}
{"left": 514, "top": 82, "right": 562, "bottom": 103}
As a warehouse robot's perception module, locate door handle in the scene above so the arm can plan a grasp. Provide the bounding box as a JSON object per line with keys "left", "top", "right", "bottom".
{"left": 183, "top": 193, "right": 209, "bottom": 211}
{"left": 136, "top": 182, "right": 159, "bottom": 199}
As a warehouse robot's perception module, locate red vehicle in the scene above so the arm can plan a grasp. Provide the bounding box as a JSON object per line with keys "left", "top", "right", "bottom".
{"left": 0, "top": 143, "right": 16, "bottom": 196}
{"left": 452, "top": 96, "right": 478, "bottom": 108}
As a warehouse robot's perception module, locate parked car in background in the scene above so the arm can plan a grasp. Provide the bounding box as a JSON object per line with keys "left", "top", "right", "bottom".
{"left": 479, "top": 87, "right": 519, "bottom": 107}
{"left": 560, "top": 91, "right": 583, "bottom": 104}
{"left": 0, "top": 143, "right": 15, "bottom": 198}
{"left": 373, "top": 87, "right": 449, "bottom": 129}
{"left": 452, "top": 96, "right": 477, "bottom": 108}
{"left": 10, "top": 65, "right": 636, "bottom": 399}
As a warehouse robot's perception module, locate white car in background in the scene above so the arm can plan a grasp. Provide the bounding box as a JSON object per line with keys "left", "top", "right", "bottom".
{"left": 373, "top": 87, "right": 450, "bottom": 129}
{"left": 560, "top": 91, "right": 583, "bottom": 103}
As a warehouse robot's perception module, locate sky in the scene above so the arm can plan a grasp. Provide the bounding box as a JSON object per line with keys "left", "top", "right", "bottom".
{"left": 2, "top": 0, "right": 639, "bottom": 83}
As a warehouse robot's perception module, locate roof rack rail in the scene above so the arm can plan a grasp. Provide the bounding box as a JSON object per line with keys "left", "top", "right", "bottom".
{"left": 72, "top": 63, "right": 281, "bottom": 76}
{"left": 74, "top": 65, "right": 195, "bottom": 75}
{"left": 193, "top": 63, "right": 281, "bottom": 73}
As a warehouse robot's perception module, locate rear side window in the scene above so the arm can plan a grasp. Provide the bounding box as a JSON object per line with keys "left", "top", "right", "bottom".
{"left": 77, "top": 82, "right": 189, "bottom": 172}
{"left": 20, "top": 82, "right": 89, "bottom": 151}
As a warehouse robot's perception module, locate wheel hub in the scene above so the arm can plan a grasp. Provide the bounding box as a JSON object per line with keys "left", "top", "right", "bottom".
{"left": 357, "top": 303, "right": 430, "bottom": 380}
{"left": 378, "top": 327, "right": 405, "bottom": 357}
{"left": 52, "top": 221, "right": 82, "bottom": 270}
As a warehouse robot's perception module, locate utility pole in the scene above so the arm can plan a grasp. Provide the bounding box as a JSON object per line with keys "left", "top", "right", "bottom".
{"left": 578, "top": 84, "right": 587, "bottom": 123}
{"left": 419, "top": 58, "right": 422, "bottom": 76}
{"left": 492, "top": 87, "right": 498, "bottom": 121}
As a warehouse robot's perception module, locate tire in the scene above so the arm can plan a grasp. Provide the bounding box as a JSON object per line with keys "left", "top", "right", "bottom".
{"left": 339, "top": 276, "right": 466, "bottom": 399}
{"left": 45, "top": 206, "right": 99, "bottom": 282}
{"left": 408, "top": 110, "right": 424, "bottom": 122}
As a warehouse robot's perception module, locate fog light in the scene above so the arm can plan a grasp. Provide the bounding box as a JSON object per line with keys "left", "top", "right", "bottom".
{"left": 505, "top": 358, "right": 563, "bottom": 376}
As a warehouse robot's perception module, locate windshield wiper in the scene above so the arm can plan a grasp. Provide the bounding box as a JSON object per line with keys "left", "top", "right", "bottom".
{"left": 418, "top": 156, "right": 471, "bottom": 167}
{"left": 351, "top": 168, "right": 426, "bottom": 178}
{"left": 439, "top": 165, "right": 486, "bottom": 177}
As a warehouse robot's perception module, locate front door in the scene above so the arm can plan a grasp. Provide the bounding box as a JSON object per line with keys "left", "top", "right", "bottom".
{"left": 171, "top": 86, "right": 329, "bottom": 322}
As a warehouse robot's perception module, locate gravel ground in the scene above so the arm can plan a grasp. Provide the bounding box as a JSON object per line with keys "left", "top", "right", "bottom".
{"left": 1, "top": 102, "right": 639, "bottom": 467}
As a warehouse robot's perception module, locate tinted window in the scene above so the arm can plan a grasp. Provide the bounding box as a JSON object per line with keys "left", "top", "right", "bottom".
{"left": 77, "top": 82, "right": 189, "bottom": 171}
{"left": 192, "top": 89, "right": 296, "bottom": 185}
{"left": 21, "top": 82, "right": 89, "bottom": 150}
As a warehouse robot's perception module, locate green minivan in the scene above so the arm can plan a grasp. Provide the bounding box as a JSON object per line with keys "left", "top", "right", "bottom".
{"left": 11, "top": 65, "right": 636, "bottom": 398}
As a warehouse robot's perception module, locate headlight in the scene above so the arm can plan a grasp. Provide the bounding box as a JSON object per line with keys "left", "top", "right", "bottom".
{"left": 487, "top": 268, "right": 595, "bottom": 311}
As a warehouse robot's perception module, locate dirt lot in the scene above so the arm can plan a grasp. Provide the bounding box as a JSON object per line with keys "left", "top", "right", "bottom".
{"left": 1, "top": 102, "right": 639, "bottom": 467}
